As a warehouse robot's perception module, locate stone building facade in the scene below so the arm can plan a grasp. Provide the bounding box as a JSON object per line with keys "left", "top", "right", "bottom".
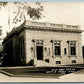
{"left": 2, "top": 21, "right": 83, "bottom": 66}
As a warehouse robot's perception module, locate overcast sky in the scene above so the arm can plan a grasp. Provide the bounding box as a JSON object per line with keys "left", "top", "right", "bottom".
{"left": 0, "top": 2, "right": 84, "bottom": 45}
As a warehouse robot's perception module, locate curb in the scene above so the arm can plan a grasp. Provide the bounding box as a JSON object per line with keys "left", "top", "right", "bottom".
{"left": 0, "top": 70, "right": 14, "bottom": 77}
{"left": 0, "top": 70, "right": 60, "bottom": 78}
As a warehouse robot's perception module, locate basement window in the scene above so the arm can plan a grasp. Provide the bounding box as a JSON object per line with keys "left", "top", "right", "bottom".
{"left": 72, "top": 60, "right": 76, "bottom": 63}
{"left": 56, "top": 61, "right": 61, "bottom": 64}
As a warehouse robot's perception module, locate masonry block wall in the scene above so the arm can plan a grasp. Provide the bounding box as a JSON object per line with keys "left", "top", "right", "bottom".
{"left": 25, "top": 29, "right": 83, "bottom": 65}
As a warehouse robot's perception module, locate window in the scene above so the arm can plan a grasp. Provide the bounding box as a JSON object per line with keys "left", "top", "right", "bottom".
{"left": 55, "top": 46, "right": 60, "bottom": 55}
{"left": 19, "top": 37, "right": 25, "bottom": 58}
{"left": 56, "top": 61, "right": 61, "bottom": 64}
{"left": 54, "top": 41, "right": 61, "bottom": 55}
{"left": 0, "top": 30, "right": 1, "bottom": 35}
{"left": 72, "top": 60, "right": 76, "bottom": 63}
{"left": 70, "top": 46, "right": 76, "bottom": 55}
{"left": 64, "top": 48, "right": 67, "bottom": 55}
{"left": 70, "top": 41, "right": 76, "bottom": 55}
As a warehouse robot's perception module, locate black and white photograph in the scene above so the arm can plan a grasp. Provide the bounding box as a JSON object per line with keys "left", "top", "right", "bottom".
{"left": 0, "top": 1, "right": 84, "bottom": 82}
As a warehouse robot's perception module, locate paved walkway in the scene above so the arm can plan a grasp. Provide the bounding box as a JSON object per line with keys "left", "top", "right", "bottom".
{"left": 0, "top": 69, "right": 84, "bottom": 82}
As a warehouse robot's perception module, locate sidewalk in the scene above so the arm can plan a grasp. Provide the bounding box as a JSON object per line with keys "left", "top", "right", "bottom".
{"left": 0, "top": 69, "right": 84, "bottom": 82}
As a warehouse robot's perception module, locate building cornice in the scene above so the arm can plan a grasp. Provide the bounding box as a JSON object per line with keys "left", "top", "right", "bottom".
{"left": 25, "top": 26, "right": 82, "bottom": 33}
{"left": 3, "top": 21, "right": 83, "bottom": 44}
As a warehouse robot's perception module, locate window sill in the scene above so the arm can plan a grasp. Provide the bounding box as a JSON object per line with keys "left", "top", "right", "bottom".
{"left": 55, "top": 55, "right": 61, "bottom": 57}
{"left": 52, "top": 55, "right": 62, "bottom": 58}
{"left": 68, "top": 55, "right": 77, "bottom": 58}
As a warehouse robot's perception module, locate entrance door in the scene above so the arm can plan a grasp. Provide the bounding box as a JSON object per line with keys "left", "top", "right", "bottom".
{"left": 37, "top": 46, "right": 43, "bottom": 60}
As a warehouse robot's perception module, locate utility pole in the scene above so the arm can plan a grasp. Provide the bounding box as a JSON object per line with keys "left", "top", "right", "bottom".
{"left": 8, "top": 3, "right": 10, "bottom": 32}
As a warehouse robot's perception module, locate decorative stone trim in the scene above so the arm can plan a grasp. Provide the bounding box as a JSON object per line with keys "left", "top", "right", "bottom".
{"left": 26, "top": 26, "right": 82, "bottom": 33}
{"left": 68, "top": 55, "right": 77, "bottom": 59}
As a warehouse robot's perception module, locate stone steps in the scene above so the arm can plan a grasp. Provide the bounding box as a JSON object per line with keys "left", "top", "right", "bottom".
{"left": 35, "top": 60, "right": 57, "bottom": 67}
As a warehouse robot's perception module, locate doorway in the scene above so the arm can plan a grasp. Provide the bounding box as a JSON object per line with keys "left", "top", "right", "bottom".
{"left": 36, "top": 46, "right": 43, "bottom": 60}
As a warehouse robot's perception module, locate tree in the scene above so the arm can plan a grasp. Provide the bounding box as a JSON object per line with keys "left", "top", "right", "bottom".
{"left": 0, "top": 2, "right": 44, "bottom": 66}
{"left": 0, "top": 2, "right": 44, "bottom": 29}
{"left": 0, "top": 2, "right": 8, "bottom": 7}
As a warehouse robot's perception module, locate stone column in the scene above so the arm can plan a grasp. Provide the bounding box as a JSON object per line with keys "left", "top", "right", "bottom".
{"left": 67, "top": 41, "right": 70, "bottom": 58}
{"left": 32, "top": 39, "right": 37, "bottom": 65}
{"left": 34, "top": 40, "right": 36, "bottom": 58}
{"left": 42, "top": 40, "right": 44, "bottom": 60}
{"left": 50, "top": 40, "right": 54, "bottom": 57}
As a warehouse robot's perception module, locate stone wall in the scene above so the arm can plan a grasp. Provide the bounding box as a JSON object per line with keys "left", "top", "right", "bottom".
{"left": 25, "top": 29, "right": 83, "bottom": 65}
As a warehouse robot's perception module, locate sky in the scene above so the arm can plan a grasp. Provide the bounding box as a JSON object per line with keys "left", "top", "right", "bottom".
{"left": 0, "top": 2, "right": 84, "bottom": 45}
